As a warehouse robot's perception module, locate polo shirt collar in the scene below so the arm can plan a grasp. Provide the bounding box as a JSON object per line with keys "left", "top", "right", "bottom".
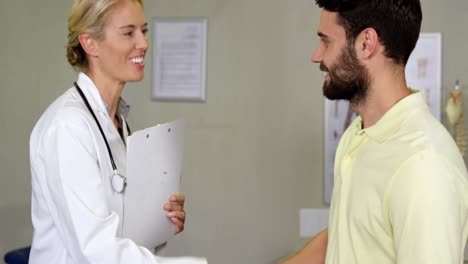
{"left": 358, "top": 89, "right": 428, "bottom": 143}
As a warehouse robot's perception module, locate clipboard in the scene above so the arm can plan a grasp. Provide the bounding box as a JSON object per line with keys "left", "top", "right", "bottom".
{"left": 123, "top": 120, "right": 184, "bottom": 249}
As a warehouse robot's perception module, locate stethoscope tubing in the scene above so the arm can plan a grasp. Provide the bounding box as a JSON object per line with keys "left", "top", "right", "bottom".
{"left": 74, "top": 82, "right": 128, "bottom": 193}
{"left": 74, "top": 82, "right": 119, "bottom": 172}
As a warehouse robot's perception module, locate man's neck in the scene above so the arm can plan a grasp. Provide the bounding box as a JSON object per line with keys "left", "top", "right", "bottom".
{"left": 353, "top": 68, "right": 410, "bottom": 129}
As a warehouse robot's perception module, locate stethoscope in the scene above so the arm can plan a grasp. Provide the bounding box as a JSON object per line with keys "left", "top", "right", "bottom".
{"left": 74, "top": 82, "right": 128, "bottom": 193}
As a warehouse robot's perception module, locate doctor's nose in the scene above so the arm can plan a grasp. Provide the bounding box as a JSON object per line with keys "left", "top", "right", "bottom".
{"left": 136, "top": 33, "right": 148, "bottom": 51}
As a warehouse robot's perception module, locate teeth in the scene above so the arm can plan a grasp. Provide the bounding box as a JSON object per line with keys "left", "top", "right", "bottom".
{"left": 130, "top": 57, "right": 144, "bottom": 64}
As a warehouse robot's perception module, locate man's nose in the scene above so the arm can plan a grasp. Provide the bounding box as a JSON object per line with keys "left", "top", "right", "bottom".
{"left": 310, "top": 47, "right": 322, "bottom": 63}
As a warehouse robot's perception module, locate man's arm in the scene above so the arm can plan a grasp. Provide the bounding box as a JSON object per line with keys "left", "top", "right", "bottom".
{"left": 281, "top": 228, "right": 328, "bottom": 264}
{"left": 390, "top": 151, "right": 468, "bottom": 263}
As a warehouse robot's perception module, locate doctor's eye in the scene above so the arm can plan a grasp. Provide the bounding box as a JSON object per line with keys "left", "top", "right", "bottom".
{"left": 123, "top": 31, "right": 134, "bottom": 37}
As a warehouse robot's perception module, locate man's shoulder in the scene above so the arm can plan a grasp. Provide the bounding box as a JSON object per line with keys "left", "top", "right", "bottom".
{"left": 391, "top": 108, "right": 458, "bottom": 159}
{"left": 390, "top": 119, "right": 467, "bottom": 191}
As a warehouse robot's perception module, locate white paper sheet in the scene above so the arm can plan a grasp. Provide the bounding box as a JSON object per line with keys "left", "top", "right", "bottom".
{"left": 153, "top": 18, "right": 207, "bottom": 101}
{"left": 123, "top": 120, "right": 184, "bottom": 249}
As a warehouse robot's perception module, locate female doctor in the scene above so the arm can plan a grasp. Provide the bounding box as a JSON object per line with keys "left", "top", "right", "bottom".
{"left": 29, "top": 0, "right": 206, "bottom": 263}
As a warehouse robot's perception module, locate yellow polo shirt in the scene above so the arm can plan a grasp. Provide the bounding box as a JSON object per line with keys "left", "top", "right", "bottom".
{"left": 325, "top": 91, "right": 468, "bottom": 264}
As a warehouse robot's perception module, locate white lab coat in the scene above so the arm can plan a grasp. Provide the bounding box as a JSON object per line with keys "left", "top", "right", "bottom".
{"left": 29, "top": 73, "right": 206, "bottom": 264}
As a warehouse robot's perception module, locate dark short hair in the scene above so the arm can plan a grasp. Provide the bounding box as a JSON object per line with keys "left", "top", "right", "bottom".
{"left": 316, "top": 0, "right": 422, "bottom": 65}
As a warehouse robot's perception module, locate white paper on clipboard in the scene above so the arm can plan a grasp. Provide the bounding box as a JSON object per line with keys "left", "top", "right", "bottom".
{"left": 123, "top": 120, "right": 184, "bottom": 249}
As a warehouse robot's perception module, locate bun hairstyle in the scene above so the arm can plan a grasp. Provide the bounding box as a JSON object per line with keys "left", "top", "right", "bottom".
{"left": 66, "top": 0, "right": 143, "bottom": 72}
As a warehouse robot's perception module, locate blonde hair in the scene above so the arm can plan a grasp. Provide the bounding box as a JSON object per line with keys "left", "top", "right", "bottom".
{"left": 66, "top": 0, "right": 143, "bottom": 72}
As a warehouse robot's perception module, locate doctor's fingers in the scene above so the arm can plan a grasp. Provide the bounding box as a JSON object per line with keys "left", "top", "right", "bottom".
{"left": 170, "top": 216, "right": 185, "bottom": 234}
{"left": 167, "top": 209, "right": 186, "bottom": 221}
{"left": 163, "top": 202, "right": 184, "bottom": 212}
{"left": 169, "top": 194, "right": 185, "bottom": 204}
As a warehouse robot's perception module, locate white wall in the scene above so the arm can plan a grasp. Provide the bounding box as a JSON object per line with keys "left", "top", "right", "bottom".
{"left": 0, "top": 0, "right": 467, "bottom": 263}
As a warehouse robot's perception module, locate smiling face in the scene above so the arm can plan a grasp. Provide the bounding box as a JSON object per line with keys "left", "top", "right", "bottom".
{"left": 90, "top": 0, "right": 148, "bottom": 84}
{"left": 311, "top": 10, "right": 370, "bottom": 104}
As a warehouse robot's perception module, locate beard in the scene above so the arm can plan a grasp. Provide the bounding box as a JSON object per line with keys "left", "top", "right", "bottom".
{"left": 321, "top": 44, "right": 370, "bottom": 105}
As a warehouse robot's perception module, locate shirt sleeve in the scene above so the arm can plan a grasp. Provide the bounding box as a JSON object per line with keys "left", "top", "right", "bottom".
{"left": 34, "top": 110, "right": 206, "bottom": 264}
{"left": 388, "top": 149, "right": 466, "bottom": 264}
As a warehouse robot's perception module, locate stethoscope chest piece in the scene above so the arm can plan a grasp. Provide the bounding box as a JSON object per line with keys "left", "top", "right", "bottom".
{"left": 112, "top": 172, "right": 127, "bottom": 193}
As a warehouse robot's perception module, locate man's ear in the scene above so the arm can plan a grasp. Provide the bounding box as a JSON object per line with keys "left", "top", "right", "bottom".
{"left": 78, "top": 33, "right": 98, "bottom": 57}
{"left": 356, "top": 28, "right": 379, "bottom": 59}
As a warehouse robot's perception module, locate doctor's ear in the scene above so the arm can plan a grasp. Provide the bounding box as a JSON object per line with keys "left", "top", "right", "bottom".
{"left": 78, "top": 34, "right": 98, "bottom": 57}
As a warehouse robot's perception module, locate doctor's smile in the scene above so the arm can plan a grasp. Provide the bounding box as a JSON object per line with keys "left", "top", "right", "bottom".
{"left": 130, "top": 56, "right": 145, "bottom": 66}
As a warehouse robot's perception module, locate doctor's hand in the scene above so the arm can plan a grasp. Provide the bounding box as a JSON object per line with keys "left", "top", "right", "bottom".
{"left": 164, "top": 194, "right": 185, "bottom": 234}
